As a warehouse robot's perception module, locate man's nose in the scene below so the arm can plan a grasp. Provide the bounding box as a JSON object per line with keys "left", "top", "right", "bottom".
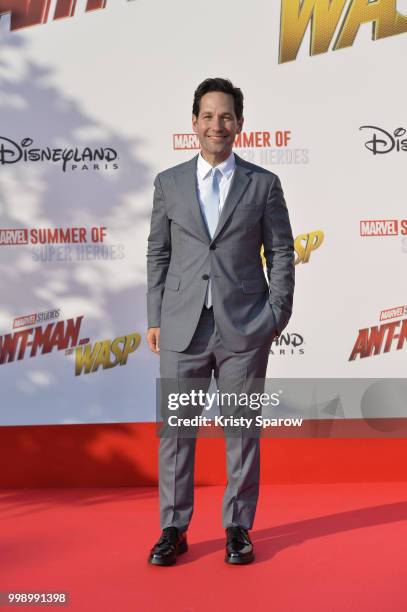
{"left": 211, "top": 116, "right": 223, "bottom": 131}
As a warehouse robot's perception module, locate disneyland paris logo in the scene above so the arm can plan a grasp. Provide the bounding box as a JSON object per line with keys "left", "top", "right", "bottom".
{"left": 359, "top": 126, "right": 407, "bottom": 155}
{"left": 269, "top": 332, "right": 305, "bottom": 356}
{"left": 0, "top": 137, "right": 119, "bottom": 172}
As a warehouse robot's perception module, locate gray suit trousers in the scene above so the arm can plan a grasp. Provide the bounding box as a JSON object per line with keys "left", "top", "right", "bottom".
{"left": 158, "top": 305, "right": 272, "bottom": 532}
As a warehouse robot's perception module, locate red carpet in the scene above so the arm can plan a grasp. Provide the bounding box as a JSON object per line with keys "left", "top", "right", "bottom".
{"left": 1, "top": 483, "right": 407, "bottom": 611}
{"left": 2, "top": 422, "right": 407, "bottom": 486}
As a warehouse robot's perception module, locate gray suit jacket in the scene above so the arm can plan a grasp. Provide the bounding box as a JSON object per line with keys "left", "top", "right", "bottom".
{"left": 147, "top": 153, "right": 295, "bottom": 352}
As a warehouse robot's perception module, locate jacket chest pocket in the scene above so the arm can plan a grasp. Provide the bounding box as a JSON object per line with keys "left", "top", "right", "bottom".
{"left": 233, "top": 203, "right": 264, "bottom": 228}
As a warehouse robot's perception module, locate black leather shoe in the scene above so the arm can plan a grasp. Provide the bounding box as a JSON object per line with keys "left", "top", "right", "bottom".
{"left": 225, "top": 526, "right": 254, "bottom": 564}
{"left": 148, "top": 527, "right": 188, "bottom": 566}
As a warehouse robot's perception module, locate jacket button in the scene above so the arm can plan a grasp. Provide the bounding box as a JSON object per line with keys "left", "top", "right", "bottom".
{"left": 202, "top": 274, "right": 210, "bottom": 280}
{"left": 209, "top": 244, "right": 216, "bottom": 250}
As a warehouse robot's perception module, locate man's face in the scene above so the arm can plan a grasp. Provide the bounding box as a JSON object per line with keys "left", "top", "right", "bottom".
{"left": 192, "top": 91, "right": 243, "bottom": 161}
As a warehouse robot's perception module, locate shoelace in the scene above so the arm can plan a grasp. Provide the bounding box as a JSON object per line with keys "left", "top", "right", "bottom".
{"left": 157, "top": 527, "right": 179, "bottom": 547}
{"left": 227, "top": 527, "right": 249, "bottom": 545}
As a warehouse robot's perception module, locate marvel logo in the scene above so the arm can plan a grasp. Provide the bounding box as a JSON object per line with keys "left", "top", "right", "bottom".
{"left": 379, "top": 306, "right": 407, "bottom": 321}
{"left": 0, "top": 228, "right": 28, "bottom": 245}
{"left": 13, "top": 314, "right": 36, "bottom": 329}
{"left": 360, "top": 220, "right": 398, "bottom": 236}
{"left": 173, "top": 134, "right": 200, "bottom": 150}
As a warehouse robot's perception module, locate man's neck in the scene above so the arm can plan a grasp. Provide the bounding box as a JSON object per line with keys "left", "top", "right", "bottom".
{"left": 200, "top": 150, "right": 233, "bottom": 167}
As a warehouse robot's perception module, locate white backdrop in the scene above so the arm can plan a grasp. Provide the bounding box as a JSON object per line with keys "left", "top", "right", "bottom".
{"left": 0, "top": 0, "right": 406, "bottom": 425}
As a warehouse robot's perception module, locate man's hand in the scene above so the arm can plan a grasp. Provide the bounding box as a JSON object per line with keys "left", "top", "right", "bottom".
{"left": 147, "top": 327, "right": 160, "bottom": 354}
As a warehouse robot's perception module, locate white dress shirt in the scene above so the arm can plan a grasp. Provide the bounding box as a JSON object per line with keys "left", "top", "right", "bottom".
{"left": 196, "top": 151, "right": 236, "bottom": 307}
{"left": 196, "top": 150, "right": 236, "bottom": 221}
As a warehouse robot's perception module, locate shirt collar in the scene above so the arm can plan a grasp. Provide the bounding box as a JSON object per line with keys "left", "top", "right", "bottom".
{"left": 197, "top": 151, "right": 235, "bottom": 180}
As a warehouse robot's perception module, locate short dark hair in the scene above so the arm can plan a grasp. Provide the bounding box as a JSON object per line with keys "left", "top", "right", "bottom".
{"left": 192, "top": 78, "right": 244, "bottom": 120}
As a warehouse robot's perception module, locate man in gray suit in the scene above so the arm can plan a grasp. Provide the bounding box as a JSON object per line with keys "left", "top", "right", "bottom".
{"left": 146, "top": 78, "right": 295, "bottom": 565}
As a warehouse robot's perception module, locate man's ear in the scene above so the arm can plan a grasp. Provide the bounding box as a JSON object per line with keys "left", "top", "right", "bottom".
{"left": 237, "top": 116, "right": 244, "bottom": 134}
{"left": 192, "top": 114, "right": 198, "bottom": 133}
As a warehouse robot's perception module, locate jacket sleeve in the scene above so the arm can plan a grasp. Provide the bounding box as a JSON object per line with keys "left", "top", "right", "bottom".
{"left": 146, "top": 174, "right": 171, "bottom": 328}
{"left": 262, "top": 174, "right": 295, "bottom": 336}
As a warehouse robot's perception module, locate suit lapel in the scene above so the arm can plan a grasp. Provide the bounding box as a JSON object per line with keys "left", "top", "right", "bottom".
{"left": 176, "top": 152, "right": 252, "bottom": 244}
{"left": 212, "top": 154, "right": 252, "bottom": 242}
{"left": 177, "top": 155, "right": 211, "bottom": 243}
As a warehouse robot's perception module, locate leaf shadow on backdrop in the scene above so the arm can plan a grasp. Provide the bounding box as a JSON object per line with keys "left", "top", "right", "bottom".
{"left": 0, "top": 33, "right": 162, "bottom": 486}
